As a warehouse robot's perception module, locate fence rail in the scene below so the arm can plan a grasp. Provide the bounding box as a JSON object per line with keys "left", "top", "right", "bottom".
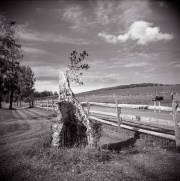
{"left": 34, "top": 97, "right": 180, "bottom": 151}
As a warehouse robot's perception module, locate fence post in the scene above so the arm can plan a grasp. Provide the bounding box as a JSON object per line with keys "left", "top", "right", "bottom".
{"left": 171, "top": 91, "right": 174, "bottom": 102}
{"left": 116, "top": 99, "right": 122, "bottom": 130}
{"left": 172, "top": 100, "right": 180, "bottom": 152}
{"left": 87, "top": 99, "right": 90, "bottom": 117}
{"left": 52, "top": 98, "right": 54, "bottom": 112}
{"left": 159, "top": 101, "right": 161, "bottom": 113}
{"left": 154, "top": 101, "right": 156, "bottom": 113}
{"left": 41, "top": 99, "right": 43, "bottom": 108}
{"left": 47, "top": 99, "right": 49, "bottom": 111}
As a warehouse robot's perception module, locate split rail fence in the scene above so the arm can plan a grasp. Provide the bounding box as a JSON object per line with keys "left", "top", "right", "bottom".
{"left": 34, "top": 96, "right": 180, "bottom": 151}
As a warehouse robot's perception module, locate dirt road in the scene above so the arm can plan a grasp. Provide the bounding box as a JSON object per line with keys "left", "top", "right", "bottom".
{"left": 0, "top": 104, "right": 56, "bottom": 153}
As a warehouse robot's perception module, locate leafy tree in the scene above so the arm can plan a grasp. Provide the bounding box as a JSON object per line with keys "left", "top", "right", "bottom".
{"left": 40, "top": 91, "right": 53, "bottom": 97}
{"left": 54, "top": 91, "right": 58, "bottom": 96}
{"left": 66, "top": 50, "right": 90, "bottom": 85}
{"left": 33, "top": 91, "right": 41, "bottom": 98}
{"left": 33, "top": 91, "right": 54, "bottom": 98}
{"left": 0, "top": 13, "right": 23, "bottom": 109}
{"left": 17, "top": 65, "right": 36, "bottom": 107}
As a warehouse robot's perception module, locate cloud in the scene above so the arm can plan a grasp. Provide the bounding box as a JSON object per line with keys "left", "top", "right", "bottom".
{"left": 117, "top": 1, "right": 152, "bottom": 29}
{"left": 62, "top": 5, "right": 95, "bottom": 32}
{"left": 94, "top": 1, "right": 114, "bottom": 25}
{"left": 122, "top": 62, "right": 149, "bottom": 67}
{"left": 98, "top": 21, "right": 173, "bottom": 45}
{"left": 18, "top": 24, "right": 89, "bottom": 45}
{"left": 98, "top": 32, "right": 117, "bottom": 44}
{"left": 32, "top": 65, "right": 67, "bottom": 83}
{"left": 36, "top": 5, "right": 95, "bottom": 32}
{"left": 94, "top": 0, "right": 152, "bottom": 30}
{"left": 36, "top": 1, "right": 153, "bottom": 34}
{"left": 22, "top": 47, "right": 48, "bottom": 55}
{"left": 63, "top": 5, "right": 83, "bottom": 23}
{"left": 135, "top": 52, "right": 159, "bottom": 58}
{"left": 145, "top": 67, "right": 156, "bottom": 72}
{"left": 36, "top": 8, "right": 46, "bottom": 14}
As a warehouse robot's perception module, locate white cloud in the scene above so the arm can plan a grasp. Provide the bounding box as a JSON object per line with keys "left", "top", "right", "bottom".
{"left": 18, "top": 24, "right": 89, "bottom": 45}
{"left": 94, "top": 0, "right": 153, "bottom": 31}
{"left": 62, "top": 5, "right": 95, "bottom": 32}
{"left": 89, "top": 59, "right": 105, "bottom": 65}
{"left": 98, "top": 21, "right": 173, "bottom": 45}
{"left": 123, "top": 21, "right": 173, "bottom": 45}
{"left": 135, "top": 52, "right": 159, "bottom": 58}
{"left": 36, "top": 5, "right": 95, "bottom": 32}
{"left": 94, "top": 1, "right": 114, "bottom": 25}
{"left": 22, "top": 47, "right": 48, "bottom": 54}
{"left": 145, "top": 67, "right": 156, "bottom": 72}
{"left": 63, "top": 5, "right": 83, "bottom": 22}
{"left": 122, "top": 62, "right": 149, "bottom": 67}
{"left": 98, "top": 32, "right": 117, "bottom": 44}
{"left": 117, "top": 1, "right": 152, "bottom": 29}
{"left": 117, "top": 34, "right": 129, "bottom": 42}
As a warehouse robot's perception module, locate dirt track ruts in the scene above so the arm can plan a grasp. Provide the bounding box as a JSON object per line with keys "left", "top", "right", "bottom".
{"left": 0, "top": 106, "right": 56, "bottom": 151}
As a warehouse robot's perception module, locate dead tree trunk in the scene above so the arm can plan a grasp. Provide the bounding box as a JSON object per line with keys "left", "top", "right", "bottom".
{"left": 52, "top": 71, "right": 96, "bottom": 148}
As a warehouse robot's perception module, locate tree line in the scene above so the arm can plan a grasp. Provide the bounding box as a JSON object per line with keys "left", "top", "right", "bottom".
{"left": 0, "top": 13, "right": 36, "bottom": 109}
{"left": 33, "top": 91, "right": 58, "bottom": 98}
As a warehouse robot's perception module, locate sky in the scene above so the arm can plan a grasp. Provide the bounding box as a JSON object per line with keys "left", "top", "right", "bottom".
{"left": 1, "top": 0, "right": 180, "bottom": 93}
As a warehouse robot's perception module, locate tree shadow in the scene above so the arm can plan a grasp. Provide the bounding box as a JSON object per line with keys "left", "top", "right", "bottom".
{"left": 1, "top": 108, "right": 17, "bottom": 110}
{"left": 25, "top": 107, "right": 33, "bottom": 109}
{"left": 101, "top": 131, "right": 140, "bottom": 151}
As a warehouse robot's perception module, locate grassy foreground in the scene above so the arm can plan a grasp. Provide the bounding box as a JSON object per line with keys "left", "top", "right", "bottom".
{"left": 0, "top": 103, "right": 180, "bottom": 181}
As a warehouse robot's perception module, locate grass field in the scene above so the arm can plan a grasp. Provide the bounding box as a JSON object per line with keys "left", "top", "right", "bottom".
{"left": 76, "top": 84, "right": 180, "bottom": 107}
{"left": 1, "top": 102, "right": 180, "bottom": 181}
{"left": 77, "top": 84, "right": 180, "bottom": 97}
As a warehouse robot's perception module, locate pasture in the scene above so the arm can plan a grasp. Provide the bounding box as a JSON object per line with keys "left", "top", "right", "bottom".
{"left": 76, "top": 84, "right": 180, "bottom": 107}
{"left": 0, "top": 102, "right": 180, "bottom": 181}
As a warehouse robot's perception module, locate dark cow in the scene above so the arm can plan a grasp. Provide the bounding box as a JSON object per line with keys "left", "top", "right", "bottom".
{"left": 152, "top": 96, "right": 163, "bottom": 101}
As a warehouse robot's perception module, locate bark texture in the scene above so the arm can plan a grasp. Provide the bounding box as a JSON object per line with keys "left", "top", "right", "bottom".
{"left": 52, "top": 71, "right": 95, "bottom": 148}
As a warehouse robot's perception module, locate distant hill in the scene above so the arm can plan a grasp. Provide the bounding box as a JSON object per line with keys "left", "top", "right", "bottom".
{"left": 77, "top": 83, "right": 180, "bottom": 97}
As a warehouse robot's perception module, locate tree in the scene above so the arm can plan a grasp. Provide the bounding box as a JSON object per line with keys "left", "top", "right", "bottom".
{"left": 0, "top": 13, "right": 23, "bottom": 109}
{"left": 17, "top": 65, "right": 36, "bottom": 107}
{"left": 0, "top": 14, "right": 9, "bottom": 108}
{"left": 54, "top": 91, "right": 58, "bottom": 96}
{"left": 66, "top": 50, "right": 90, "bottom": 85}
{"left": 52, "top": 50, "right": 102, "bottom": 148}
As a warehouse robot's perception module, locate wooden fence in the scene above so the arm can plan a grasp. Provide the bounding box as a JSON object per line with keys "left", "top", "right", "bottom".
{"left": 34, "top": 95, "right": 58, "bottom": 111}
{"left": 34, "top": 97, "right": 180, "bottom": 151}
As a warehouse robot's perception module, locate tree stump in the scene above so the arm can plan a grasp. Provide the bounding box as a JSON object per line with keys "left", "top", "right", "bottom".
{"left": 51, "top": 71, "right": 96, "bottom": 148}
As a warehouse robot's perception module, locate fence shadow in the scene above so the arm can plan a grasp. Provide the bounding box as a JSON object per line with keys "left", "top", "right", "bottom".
{"left": 101, "top": 131, "right": 140, "bottom": 151}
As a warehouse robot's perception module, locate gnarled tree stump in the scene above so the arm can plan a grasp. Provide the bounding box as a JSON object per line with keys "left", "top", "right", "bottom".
{"left": 52, "top": 71, "right": 96, "bottom": 148}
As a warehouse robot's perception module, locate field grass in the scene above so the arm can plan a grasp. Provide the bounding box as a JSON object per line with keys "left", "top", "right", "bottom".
{"left": 0, "top": 106, "right": 29, "bottom": 136}
{"left": 1, "top": 125, "right": 180, "bottom": 181}
{"left": 1, "top": 102, "right": 180, "bottom": 181}
{"left": 76, "top": 84, "right": 180, "bottom": 107}
{"left": 0, "top": 107, "right": 15, "bottom": 121}
{"left": 77, "top": 85, "right": 180, "bottom": 97}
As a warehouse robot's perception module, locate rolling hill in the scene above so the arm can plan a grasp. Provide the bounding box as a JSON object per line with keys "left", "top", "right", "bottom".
{"left": 76, "top": 83, "right": 180, "bottom": 105}
{"left": 77, "top": 83, "right": 180, "bottom": 97}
